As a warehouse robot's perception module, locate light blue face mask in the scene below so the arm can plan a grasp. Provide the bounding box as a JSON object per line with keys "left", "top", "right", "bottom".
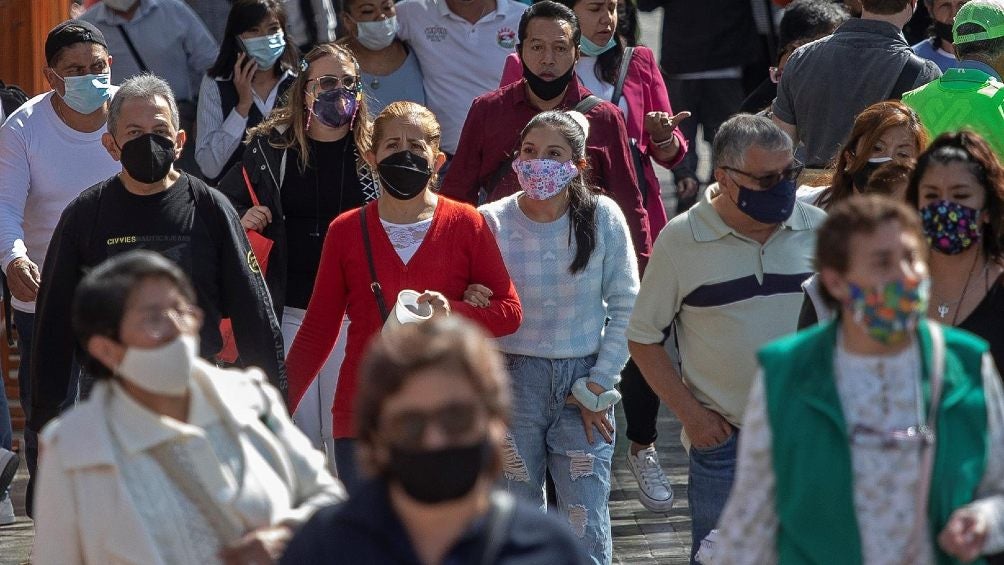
{"left": 57, "top": 72, "right": 113, "bottom": 114}
{"left": 241, "top": 30, "right": 286, "bottom": 69}
{"left": 579, "top": 35, "right": 616, "bottom": 57}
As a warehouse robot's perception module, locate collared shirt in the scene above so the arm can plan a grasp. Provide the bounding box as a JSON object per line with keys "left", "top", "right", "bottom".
{"left": 440, "top": 76, "right": 652, "bottom": 262}
{"left": 396, "top": 0, "right": 527, "bottom": 153}
{"left": 195, "top": 69, "right": 296, "bottom": 180}
{"left": 81, "top": 0, "right": 218, "bottom": 101}
{"left": 626, "top": 185, "right": 825, "bottom": 440}
{"left": 902, "top": 62, "right": 1004, "bottom": 158}
{"left": 774, "top": 18, "right": 941, "bottom": 167}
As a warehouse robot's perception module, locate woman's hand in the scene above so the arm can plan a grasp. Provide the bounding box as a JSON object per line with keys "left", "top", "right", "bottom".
{"left": 644, "top": 111, "right": 691, "bottom": 145}
{"left": 241, "top": 205, "right": 273, "bottom": 232}
{"left": 219, "top": 524, "right": 293, "bottom": 565}
{"left": 938, "top": 508, "right": 987, "bottom": 562}
{"left": 417, "top": 290, "right": 451, "bottom": 318}
{"left": 462, "top": 284, "right": 493, "bottom": 308}
{"left": 233, "top": 52, "right": 258, "bottom": 118}
{"left": 566, "top": 381, "right": 615, "bottom": 444}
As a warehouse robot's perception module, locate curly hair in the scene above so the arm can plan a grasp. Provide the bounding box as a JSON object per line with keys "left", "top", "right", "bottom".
{"left": 906, "top": 130, "right": 1004, "bottom": 261}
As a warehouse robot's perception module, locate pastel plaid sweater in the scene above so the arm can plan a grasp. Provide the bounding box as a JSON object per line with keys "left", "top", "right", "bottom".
{"left": 479, "top": 193, "right": 639, "bottom": 389}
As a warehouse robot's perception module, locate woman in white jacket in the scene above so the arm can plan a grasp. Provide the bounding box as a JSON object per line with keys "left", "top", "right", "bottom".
{"left": 33, "top": 250, "right": 344, "bottom": 565}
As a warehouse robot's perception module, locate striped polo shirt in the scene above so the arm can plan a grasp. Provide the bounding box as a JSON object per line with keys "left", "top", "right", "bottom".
{"left": 627, "top": 185, "right": 826, "bottom": 433}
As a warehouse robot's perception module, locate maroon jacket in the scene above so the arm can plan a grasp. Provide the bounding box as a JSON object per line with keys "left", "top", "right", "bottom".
{"left": 440, "top": 76, "right": 652, "bottom": 265}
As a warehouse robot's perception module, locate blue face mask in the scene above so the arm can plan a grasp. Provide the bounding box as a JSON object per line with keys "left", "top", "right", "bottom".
{"left": 241, "top": 31, "right": 286, "bottom": 69}
{"left": 56, "top": 72, "right": 113, "bottom": 115}
{"left": 735, "top": 178, "right": 798, "bottom": 224}
{"left": 579, "top": 36, "right": 616, "bottom": 57}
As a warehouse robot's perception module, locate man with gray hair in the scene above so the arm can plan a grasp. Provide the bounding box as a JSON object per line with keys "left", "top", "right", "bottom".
{"left": 29, "top": 74, "right": 287, "bottom": 441}
{"left": 903, "top": 0, "right": 1004, "bottom": 157}
{"left": 626, "top": 114, "right": 825, "bottom": 563}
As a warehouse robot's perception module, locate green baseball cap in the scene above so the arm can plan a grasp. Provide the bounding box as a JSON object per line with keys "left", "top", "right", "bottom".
{"left": 954, "top": 0, "right": 1004, "bottom": 45}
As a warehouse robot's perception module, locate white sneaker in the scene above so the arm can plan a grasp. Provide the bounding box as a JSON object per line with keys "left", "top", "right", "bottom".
{"left": 0, "top": 448, "right": 18, "bottom": 495}
{"left": 694, "top": 529, "right": 720, "bottom": 564}
{"left": 626, "top": 446, "right": 674, "bottom": 512}
{"left": 0, "top": 494, "right": 13, "bottom": 525}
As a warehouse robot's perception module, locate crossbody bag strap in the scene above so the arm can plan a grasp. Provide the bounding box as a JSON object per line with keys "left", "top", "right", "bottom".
{"left": 611, "top": 47, "right": 634, "bottom": 108}
{"left": 573, "top": 94, "right": 604, "bottom": 115}
{"left": 360, "top": 206, "right": 390, "bottom": 322}
{"left": 241, "top": 166, "right": 262, "bottom": 207}
{"left": 116, "top": 25, "right": 149, "bottom": 73}
{"left": 905, "top": 322, "right": 945, "bottom": 563}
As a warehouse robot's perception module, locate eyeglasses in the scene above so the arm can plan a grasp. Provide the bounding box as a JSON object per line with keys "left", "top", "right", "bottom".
{"left": 721, "top": 159, "right": 804, "bottom": 189}
{"left": 849, "top": 423, "right": 934, "bottom": 451}
{"left": 381, "top": 401, "right": 482, "bottom": 446}
{"left": 131, "top": 304, "right": 202, "bottom": 340}
{"left": 306, "top": 74, "right": 359, "bottom": 95}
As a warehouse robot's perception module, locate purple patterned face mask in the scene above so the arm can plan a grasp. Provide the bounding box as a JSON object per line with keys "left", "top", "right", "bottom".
{"left": 512, "top": 158, "right": 579, "bottom": 200}
{"left": 309, "top": 87, "right": 358, "bottom": 129}
{"left": 920, "top": 200, "right": 983, "bottom": 255}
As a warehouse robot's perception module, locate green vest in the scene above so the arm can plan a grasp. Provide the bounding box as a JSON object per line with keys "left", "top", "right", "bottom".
{"left": 902, "top": 68, "right": 1004, "bottom": 159}
{"left": 757, "top": 320, "right": 988, "bottom": 565}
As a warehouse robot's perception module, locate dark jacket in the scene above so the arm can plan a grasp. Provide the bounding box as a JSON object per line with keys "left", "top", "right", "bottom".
{"left": 30, "top": 173, "right": 287, "bottom": 432}
{"left": 636, "top": 0, "right": 756, "bottom": 75}
{"left": 215, "top": 130, "right": 379, "bottom": 318}
{"left": 280, "top": 479, "right": 590, "bottom": 565}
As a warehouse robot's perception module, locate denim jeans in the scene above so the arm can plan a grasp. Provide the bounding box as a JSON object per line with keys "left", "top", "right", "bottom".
{"left": 502, "top": 353, "right": 613, "bottom": 565}
{"left": 12, "top": 310, "right": 38, "bottom": 516}
{"left": 687, "top": 429, "right": 739, "bottom": 564}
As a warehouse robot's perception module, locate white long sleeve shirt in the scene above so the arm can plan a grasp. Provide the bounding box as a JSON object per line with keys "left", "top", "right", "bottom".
{"left": 0, "top": 91, "right": 120, "bottom": 313}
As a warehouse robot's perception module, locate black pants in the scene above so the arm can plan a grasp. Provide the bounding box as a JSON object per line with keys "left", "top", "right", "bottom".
{"left": 620, "top": 357, "right": 661, "bottom": 446}
{"left": 666, "top": 77, "right": 744, "bottom": 213}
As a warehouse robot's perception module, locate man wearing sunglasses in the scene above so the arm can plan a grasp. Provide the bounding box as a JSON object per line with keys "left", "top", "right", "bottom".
{"left": 626, "top": 114, "right": 825, "bottom": 563}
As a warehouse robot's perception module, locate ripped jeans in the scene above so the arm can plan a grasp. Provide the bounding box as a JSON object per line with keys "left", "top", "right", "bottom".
{"left": 502, "top": 354, "right": 613, "bottom": 565}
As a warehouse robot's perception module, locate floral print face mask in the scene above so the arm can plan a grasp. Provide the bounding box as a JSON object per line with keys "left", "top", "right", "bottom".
{"left": 846, "top": 278, "right": 929, "bottom": 345}
{"left": 512, "top": 158, "right": 579, "bottom": 200}
{"left": 921, "top": 200, "right": 983, "bottom": 255}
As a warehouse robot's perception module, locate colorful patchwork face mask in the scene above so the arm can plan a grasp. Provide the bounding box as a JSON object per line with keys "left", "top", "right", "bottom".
{"left": 846, "top": 278, "right": 929, "bottom": 345}
{"left": 512, "top": 158, "right": 579, "bottom": 200}
{"left": 921, "top": 200, "right": 983, "bottom": 255}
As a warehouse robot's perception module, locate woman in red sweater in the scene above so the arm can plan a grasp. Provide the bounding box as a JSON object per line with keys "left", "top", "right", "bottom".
{"left": 285, "top": 101, "right": 522, "bottom": 491}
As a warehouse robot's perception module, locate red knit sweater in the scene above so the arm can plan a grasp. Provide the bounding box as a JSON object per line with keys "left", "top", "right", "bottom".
{"left": 285, "top": 197, "right": 522, "bottom": 438}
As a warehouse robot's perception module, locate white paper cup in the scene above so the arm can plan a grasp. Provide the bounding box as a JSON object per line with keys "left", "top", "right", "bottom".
{"left": 382, "top": 289, "right": 434, "bottom": 335}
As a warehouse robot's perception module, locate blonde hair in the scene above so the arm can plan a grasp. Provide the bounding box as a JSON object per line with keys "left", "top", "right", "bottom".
{"left": 371, "top": 101, "right": 442, "bottom": 154}
{"left": 247, "top": 43, "right": 373, "bottom": 172}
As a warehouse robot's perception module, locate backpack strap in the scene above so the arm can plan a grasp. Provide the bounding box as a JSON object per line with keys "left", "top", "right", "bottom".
{"left": 611, "top": 47, "right": 635, "bottom": 107}
{"left": 888, "top": 53, "right": 927, "bottom": 100}
{"left": 573, "top": 94, "right": 604, "bottom": 115}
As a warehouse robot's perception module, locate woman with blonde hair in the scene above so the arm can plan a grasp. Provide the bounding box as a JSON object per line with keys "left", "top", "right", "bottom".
{"left": 217, "top": 42, "right": 378, "bottom": 472}
{"left": 799, "top": 101, "right": 928, "bottom": 209}
{"left": 284, "top": 101, "right": 523, "bottom": 491}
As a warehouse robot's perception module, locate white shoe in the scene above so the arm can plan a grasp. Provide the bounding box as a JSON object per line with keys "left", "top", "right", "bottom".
{"left": 626, "top": 446, "right": 674, "bottom": 512}
{"left": 0, "top": 494, "right": 14, "bottom": 525}
{"left": 695, "top": 529, "right": 720, "bottom": 564}
{"left": 0, "top": 448, "right": 18, "bottom": 495}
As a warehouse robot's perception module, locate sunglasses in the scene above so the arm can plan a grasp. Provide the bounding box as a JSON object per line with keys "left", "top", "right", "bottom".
{"left": 306, "top": 74, "right": 359, "bottom": 95}
{"left": 721, "top": 159, "right": 804, "bottom": 190}
{"left": 381, "top": 401, "right": 482, "bottom": 446}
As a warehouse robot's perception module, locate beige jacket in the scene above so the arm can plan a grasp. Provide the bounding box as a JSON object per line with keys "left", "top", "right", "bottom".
{"left": 33, "top": 360, "right": 345, "bottom": 565}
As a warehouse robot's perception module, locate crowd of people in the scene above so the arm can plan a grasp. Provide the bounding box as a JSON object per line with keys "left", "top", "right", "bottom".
{"left": 1, "top": 0, "right": 1004, "bottom": 563}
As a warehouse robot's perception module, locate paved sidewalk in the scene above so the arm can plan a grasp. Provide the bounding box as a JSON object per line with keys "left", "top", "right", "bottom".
{"left": 0, "top": 403, "right": 692, "bottom": 565}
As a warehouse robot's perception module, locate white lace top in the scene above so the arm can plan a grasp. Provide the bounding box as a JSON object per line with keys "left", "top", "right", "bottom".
{"left": 712, "top": 338, "right": 1004, "bottom": 564}
{"left": 381, "top": 216, "right": 433, "bottom": 264}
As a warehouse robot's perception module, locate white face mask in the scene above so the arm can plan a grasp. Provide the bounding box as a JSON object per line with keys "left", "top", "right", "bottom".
{"left": 104, "top": 0, "right": 137, "bottom": 10}
{"left": 355, "top": 16, "right": 398, "bottom": 51}
{"left": 117, "top": 334, "right": 199, "bottom": 396}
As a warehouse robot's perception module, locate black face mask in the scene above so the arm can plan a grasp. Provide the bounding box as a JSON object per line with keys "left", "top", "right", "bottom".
{"left": 851, "top": 157, "right": 893, "bottom": 192}
{"left": 934, "top": 20, "right": 954, "bottom": 44}
{"left": 377, "top": 150, "right": 433, "bottom": 200}
{"left": 387, "top": 441, "right": 491, "bottom": 504}
{"left": 520, "top": 55, "right": 575, "bottom": 102}
{"left": 118, "top": 133, "right": 177, "bottom": 184}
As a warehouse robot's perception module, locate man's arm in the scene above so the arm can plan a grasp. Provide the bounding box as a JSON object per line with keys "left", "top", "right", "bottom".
{"left": 0, "top": 118, "right": 34, "bottom": 283}
{"left": 771, "top": 114, "right": 799, "bottom": 149}
{"left": 211, "top": 191, "right": 287, "bottom": 394}
{"left": 29, "top": 203, "right": 83, "bottom": 432}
